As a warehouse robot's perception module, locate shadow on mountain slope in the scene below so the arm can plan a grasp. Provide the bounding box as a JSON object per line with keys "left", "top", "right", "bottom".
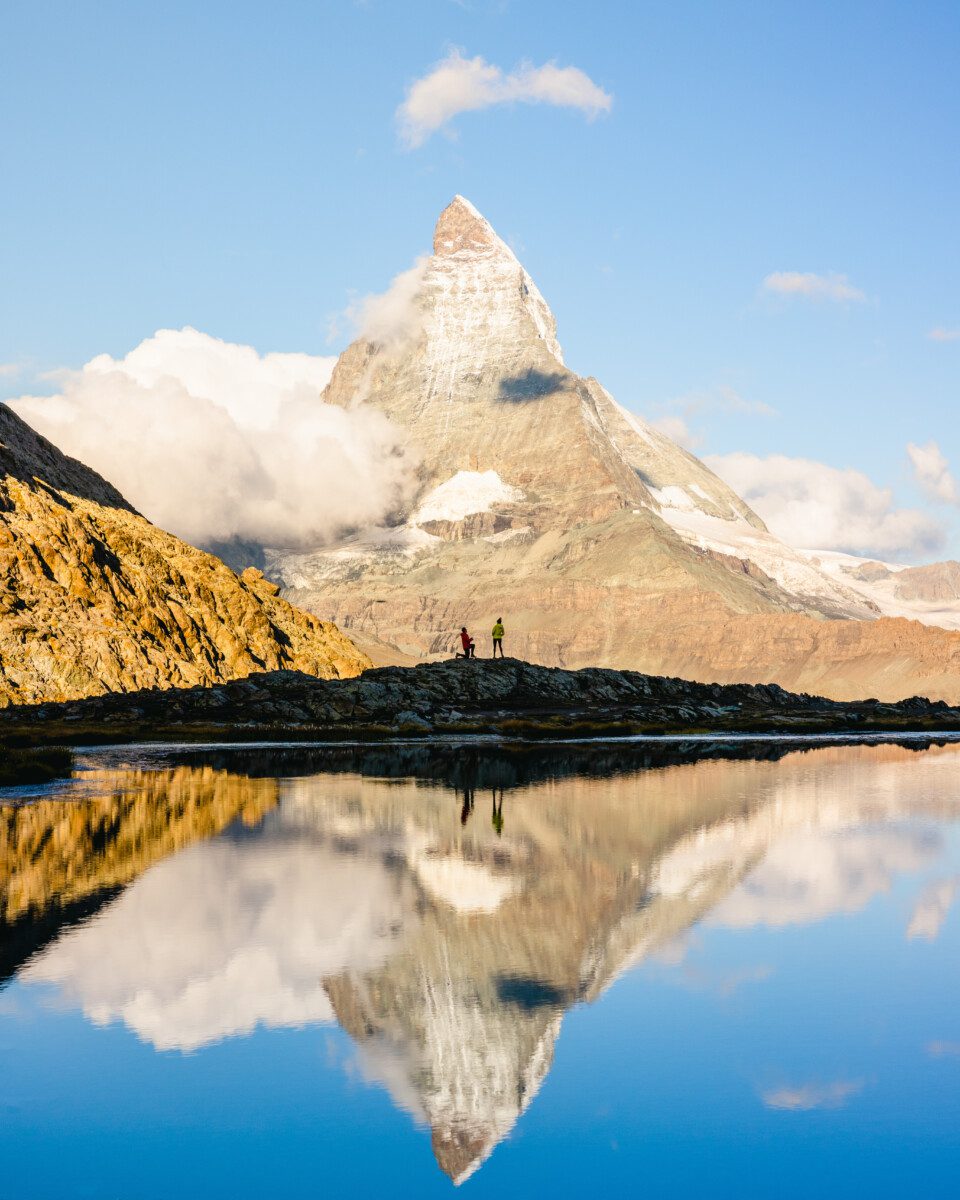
{"left": 497, "top": 368, "right": 568, "bottom": 402}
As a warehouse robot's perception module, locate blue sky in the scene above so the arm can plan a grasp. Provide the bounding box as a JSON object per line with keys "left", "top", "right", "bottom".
{"left": 1, "top": 0, "right": 958, "bottom": 558}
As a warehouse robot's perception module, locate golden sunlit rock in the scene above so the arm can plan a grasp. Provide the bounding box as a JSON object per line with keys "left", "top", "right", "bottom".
{"left": 0, "top": 404, "right": 369, "bottom": 705}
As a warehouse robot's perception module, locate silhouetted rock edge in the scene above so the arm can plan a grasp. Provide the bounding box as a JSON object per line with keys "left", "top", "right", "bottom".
{"left": 2, "top": 658, "right": 959, "bottom": 747}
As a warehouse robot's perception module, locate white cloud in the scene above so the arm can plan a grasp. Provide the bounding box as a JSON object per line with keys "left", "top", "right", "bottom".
{"left": 762, "top": 1080, "right": 863, "bottom": 1111}
{"left": 662, "top": 956, "right": 774, "bottom": 998}
{"left": 651, "top": 414, "right": 700, "bottom": 449}
{"left": 10, "top": 328, "right": 417, "bottom": 551}
{"left": 710, "top": 827, "right": 939, "bottom": 929}
{"left": 907, "top": 440, "right": 960, "bottom": 505}
{"left": 927, "top": 1041, "right": 960, "bottom": 1058}
{"left": 907, "top": 876, "right": 960, "bottom": 941}
{"left": 762, "top": 271, "right": 866, "bottom": 303}
{"left": 0, "top": 362, "right": 24, "bottom": 379}
{"left": 714, "top": 386, "right": 777, "bottom": 417}
{"left": 348, "top": 256, "right": 430, "bottom": 352}
{"left": 651, "top": 387, "right": 776, "bottom": 449}
{"left": 928, "top": 327, "right": 960, "bottom": 342}
{"left": 397, "top": 49, "right": 612, "bottom": 148}
{"left": 706, "top": 451, "right": 944, "bottom": 559}
{"left": 24, "top": 833, "right": 415, "bottom": 1052}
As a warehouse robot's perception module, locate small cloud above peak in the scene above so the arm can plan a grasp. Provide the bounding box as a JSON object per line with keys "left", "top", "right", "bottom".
{"left": 397, "top": 49, "right": 612, "bottom": 149}
{"left": 928, "top": 326, "right": 960, "bottom": 342}
{"left": 762, "top": 271, "right": 866, "bottom": 303}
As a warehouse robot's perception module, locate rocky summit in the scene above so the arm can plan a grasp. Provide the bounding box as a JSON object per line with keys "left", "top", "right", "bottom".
{"left": 0, "top": 404, "right": 368, "bottom": 705}
{"left": 271, "top": 196, "right": 960, "bottom": 703}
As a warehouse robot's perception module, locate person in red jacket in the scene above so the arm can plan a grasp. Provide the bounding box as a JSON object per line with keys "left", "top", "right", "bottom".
{"left": 458, "top": 627, "right": 476, "bottom": 659}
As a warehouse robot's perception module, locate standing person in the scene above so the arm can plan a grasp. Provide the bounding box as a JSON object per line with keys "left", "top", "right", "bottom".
{"left": 458, "top": 627, "right": 475, "bottom": 659}
{"left": 491, "top": 617, "right": 505, "bottom": 658}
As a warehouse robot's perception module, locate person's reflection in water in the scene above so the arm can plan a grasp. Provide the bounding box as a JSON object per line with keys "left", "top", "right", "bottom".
{"left": 460, "top": 786, "right": 475, "bottom": 826}
{"left": 491, "top": 788, "right": 504, "bottom": 837}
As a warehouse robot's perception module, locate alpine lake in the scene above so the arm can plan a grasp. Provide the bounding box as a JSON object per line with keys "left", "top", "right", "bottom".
{"left": 3, "top": 736, "right": 960, "bottom": 1199}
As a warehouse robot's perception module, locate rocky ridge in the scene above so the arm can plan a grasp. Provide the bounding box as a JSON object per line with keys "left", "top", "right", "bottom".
{"left": 3, "top": 659, "right": 959, "bottom": 744}
{"left": 0, "top": 403, "right": 369, "bottom": 705}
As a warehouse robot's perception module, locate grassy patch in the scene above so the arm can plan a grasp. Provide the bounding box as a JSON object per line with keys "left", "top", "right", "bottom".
{"left": 494, "top": 717, "right": 646, "bottom": 739}
{"left": 3, "top": 705, "right": 960, "bottom": 752}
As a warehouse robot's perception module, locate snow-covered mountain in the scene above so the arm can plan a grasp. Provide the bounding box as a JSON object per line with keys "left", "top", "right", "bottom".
{"left": 270, "top": 197, "right": 960, "bottom": 701}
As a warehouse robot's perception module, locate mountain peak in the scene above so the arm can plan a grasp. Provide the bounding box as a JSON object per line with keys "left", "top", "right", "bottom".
{"left": 433, "top": 195, "right": 504, "bottom": 257}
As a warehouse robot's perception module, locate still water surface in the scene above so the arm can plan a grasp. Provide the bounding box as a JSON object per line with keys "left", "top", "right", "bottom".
{"left": 2, "top": 740, "right": 960, "bottom": 1198}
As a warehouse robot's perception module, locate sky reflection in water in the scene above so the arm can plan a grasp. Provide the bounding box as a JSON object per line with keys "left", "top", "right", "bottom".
{"left": 2, "top": 741, "right": 960, "bottom": 1199}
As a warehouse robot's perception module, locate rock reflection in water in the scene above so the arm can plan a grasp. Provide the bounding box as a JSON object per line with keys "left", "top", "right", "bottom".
{"left": 0, "top": 765, "right": 278, "bottom": 982}
{"left": 4, "top": 741, "right": 960, "bottom": 1183}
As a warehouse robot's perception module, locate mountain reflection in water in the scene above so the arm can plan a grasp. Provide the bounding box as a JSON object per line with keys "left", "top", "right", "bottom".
{"left": 3, "top": 739, "right": 960, "bottom": 1190}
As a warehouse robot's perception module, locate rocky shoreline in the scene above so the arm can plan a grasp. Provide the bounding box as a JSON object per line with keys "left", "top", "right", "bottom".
{"left": 2, "top": 659, "right": 959, "bottom": 749}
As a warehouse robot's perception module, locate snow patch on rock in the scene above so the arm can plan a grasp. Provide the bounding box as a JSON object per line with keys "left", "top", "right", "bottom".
{"left": 650, "top": 485, "right": 698, "bottom": 513}
{"left": 800, "top": 549, "right": 960, "bottom": 630}
{"left": 651, "top": 497, "right": 875, "bottom": 615}
{"left": 411, "top": 851, "right": 520, "bottom": 914}
{"left": 414, "top": 470, "right": 524, "bottom": 525}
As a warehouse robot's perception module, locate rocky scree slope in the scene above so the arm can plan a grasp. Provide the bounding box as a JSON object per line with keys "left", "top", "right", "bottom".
{"left": 0, "top": 404, "right": 369, "bottom": 705}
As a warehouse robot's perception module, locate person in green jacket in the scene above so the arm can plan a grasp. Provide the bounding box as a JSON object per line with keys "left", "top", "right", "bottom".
{"left": 491, "top": 788, "right": 504, "bottom": 836}
{"left": 491, "top": 617, "right": 505, "bottom": 658}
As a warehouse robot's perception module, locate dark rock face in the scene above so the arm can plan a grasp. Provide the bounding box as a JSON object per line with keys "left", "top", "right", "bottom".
{"left": 2, "top": 659, "right": 957, "bottom": 745}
